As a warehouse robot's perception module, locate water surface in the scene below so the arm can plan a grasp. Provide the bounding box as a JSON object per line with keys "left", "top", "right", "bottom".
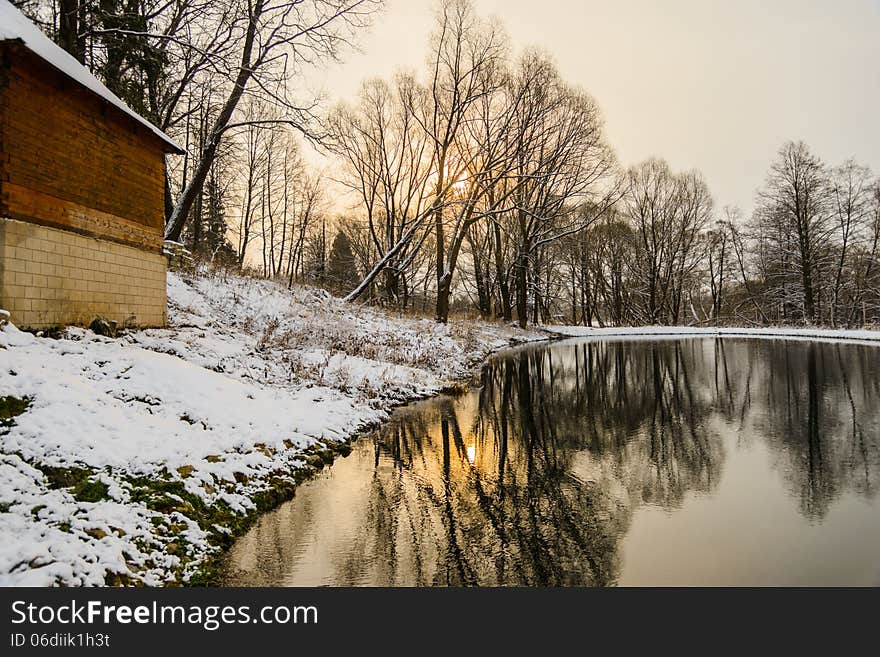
{"left": 223, "top": 337, "right": 880, "bottom": 586}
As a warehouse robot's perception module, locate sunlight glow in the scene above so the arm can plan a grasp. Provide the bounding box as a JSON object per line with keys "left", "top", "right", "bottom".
{"left": 452, "top": 174, "right": 468, "bottom": 196}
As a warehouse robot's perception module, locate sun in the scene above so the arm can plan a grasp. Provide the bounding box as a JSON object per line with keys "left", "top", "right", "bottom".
{"left": 452, "top": 173, "right": 468, "bottom": 196}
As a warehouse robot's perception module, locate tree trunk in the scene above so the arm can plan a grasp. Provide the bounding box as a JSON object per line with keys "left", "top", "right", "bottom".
{"left": 802, "top": 259, "right": 815, "bottom": 324}
{"left": 436, "top": 273, "right": 452, "bottom": 323}
{"left": 493, "top": 221, "right": 511, "bottom": 321}
{"left": 383, "top": 268, "right": 399, "bottom": 305}
{"left": 58, "top": 0, "right": 83, "bottom": 63}
{"left": 515, "top": 252, "right": 528, "bottom": 329}
{"left": 434, "top": 185, "right": 446, "bottom": 321}
{"left": 165, "top": 2, "right": 264, "bottom": 242}
{"left": 467, "top": 231, "right": 490, "bottom": 317}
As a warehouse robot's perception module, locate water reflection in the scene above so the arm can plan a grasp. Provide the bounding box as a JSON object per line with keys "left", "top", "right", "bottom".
{"left": 223, "top": 338, "right": 880, "bottom": 586}
{"left": 758, "top": 341, "right": 880, "bottom": 518}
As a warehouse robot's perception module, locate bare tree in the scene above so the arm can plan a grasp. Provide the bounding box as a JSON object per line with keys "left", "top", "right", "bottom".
{"left": 341, "top": 0, "right": 510, "bottom": 312}
{"left": 328, "top": 75, "right": 434, "bottom": 305}
{"left": 828, "top": 160, "right": 874, "bottom": 326}
{"left": 164, "top": 0, "right": 382, "bottom": 242}
{"left": 501, "top": 51, "right": 616, "bottom": 326}
{"left": 418, "top": 0, "right": 508, "bottom": 321}
{"left": 753, "top": 141, "right": 831, "bottom": 324}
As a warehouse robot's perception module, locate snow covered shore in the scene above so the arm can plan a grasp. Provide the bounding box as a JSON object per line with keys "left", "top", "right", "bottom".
{"left": 545, "top": 324, "right": 880, "bottom": 345}
{"left": 0, "top": 271, "right": 545, "bottom": 586}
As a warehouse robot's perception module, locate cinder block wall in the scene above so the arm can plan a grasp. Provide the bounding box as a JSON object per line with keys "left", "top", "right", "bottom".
{"left": 0, "top": 217, "right": 167, "bottom": 329}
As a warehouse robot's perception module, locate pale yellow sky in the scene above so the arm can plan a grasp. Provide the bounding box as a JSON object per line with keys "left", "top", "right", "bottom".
{"left": 309, "top": 0, "right": 880, "bottom": 216}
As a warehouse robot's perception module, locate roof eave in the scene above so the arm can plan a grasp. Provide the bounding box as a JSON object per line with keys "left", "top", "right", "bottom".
{"left": 0, "top": 37, "right": 185, "bottom": 155}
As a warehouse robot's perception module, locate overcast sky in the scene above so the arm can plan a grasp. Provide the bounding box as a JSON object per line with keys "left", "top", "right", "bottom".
{"left": 310, "top": 0, "right": 880, "bottom": 216}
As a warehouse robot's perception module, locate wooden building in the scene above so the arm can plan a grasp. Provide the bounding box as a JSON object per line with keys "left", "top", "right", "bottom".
{"left": 0, "top": 1, "right": 183, "bottom": 329}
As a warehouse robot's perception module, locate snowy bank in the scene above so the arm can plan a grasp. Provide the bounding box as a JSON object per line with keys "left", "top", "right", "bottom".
{"left": 545, "top": 325, "right": 880, "bottom": 346}
{"left": 0, "top": 271, "right": 544, "bottom": 586}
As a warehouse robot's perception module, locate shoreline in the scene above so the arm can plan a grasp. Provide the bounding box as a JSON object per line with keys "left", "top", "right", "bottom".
{"left": 544, "top": 325, "right": 880, "bottom": 346}
{"left": 185, "top": 329, "right": 553, "bottom": 586}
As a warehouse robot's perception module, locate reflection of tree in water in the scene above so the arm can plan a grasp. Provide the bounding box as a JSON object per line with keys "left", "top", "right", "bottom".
{"left": 226, "top": 338, "right": 880, "bottom": 586}
{"left": 344, "top": 340, "right": 726, "bottom": 585}
{"left": 568, "top": 340, "right": 723, "bottom": 507}
{"left": 749, "top": 341, "right": 880, "bottom": 519}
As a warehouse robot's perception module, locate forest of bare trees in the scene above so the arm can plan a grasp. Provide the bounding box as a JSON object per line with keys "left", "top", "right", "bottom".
{"left": 17, "top": 0, "right": 880, "bottom": 328}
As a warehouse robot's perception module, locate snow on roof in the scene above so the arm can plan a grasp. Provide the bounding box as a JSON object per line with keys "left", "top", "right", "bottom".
{"left": 0, "top": 0, "right": 184, "bottom": 153}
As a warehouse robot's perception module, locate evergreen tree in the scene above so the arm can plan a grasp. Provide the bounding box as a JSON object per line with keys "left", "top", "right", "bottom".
{"left": 202, "top": 170, "right": 237, "bottom": 266}
{"left": 326, "top": 231, "right": 359, "bottom": 293}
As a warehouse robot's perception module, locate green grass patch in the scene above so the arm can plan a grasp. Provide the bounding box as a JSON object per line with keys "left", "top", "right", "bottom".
{"left": 72, "top": 478, "right": 110, "bottom": 503}
{"left": 0, "top": 396, "right": 31, "bottom": 429}
{"left": 37, "top": 464, "right": 93, "bottom": 489}
{"left": 31, "top": 463, "right": 111, "bottom": 502}
{"left": 128, "top": 476, "right": 209, "bottom": 519}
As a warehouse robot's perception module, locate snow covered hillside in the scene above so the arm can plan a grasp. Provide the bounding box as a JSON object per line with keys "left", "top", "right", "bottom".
{"left": 0, "top": 270, "right": 544, "bottom": 586}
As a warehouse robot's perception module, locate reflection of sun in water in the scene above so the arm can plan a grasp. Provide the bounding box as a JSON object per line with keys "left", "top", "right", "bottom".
{"left": 467, "top": 444, "right": 476, "bottom": 464}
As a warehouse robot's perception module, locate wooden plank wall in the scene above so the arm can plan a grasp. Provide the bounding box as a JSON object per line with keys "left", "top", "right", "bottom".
{"left": 0, "top": 48, "right": 8, "bottom": 203}
{"left": 0, "top": 46, "right": 166, "bottom": 251}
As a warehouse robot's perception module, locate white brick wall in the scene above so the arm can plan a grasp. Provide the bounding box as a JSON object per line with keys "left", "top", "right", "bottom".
{"left": 0, "top": 217, "right": 167, "bottom": 329}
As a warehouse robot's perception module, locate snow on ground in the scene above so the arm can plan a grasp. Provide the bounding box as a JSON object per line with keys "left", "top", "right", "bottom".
{"left": 0, "top": 270, "right": 544, "bottom": 586}
{"left": 545, "top": 325, "right": 880, "bottom": 345}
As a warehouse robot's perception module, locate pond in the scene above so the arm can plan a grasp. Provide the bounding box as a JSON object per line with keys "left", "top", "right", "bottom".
{"left": 222, "top": 337, "right": 880, "bottom": 586}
